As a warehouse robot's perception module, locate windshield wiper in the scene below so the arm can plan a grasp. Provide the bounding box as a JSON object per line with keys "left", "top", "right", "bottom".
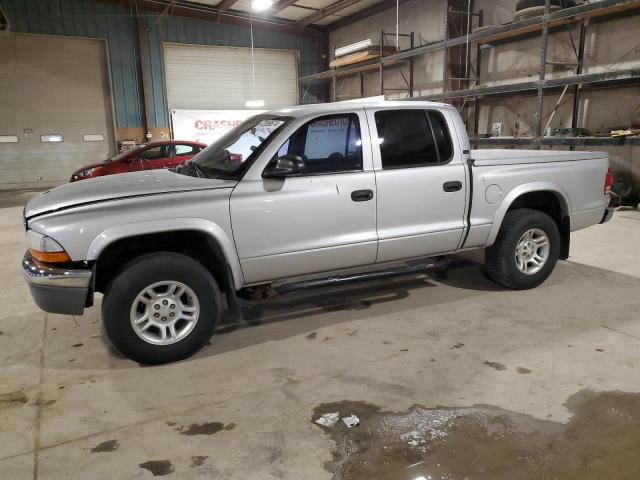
{"left": 174, "top": 161, "right": 206, "bottom": 178}
{"left": 189, "top": 162, "right": 206, "bottom": 178}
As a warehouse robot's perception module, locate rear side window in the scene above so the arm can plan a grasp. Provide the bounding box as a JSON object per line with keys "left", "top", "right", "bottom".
{"left": 174, "top": 144, "right": 201, "bottom": 157}
{"left": 375, "top": 109, "right": 453, "bottom": 169}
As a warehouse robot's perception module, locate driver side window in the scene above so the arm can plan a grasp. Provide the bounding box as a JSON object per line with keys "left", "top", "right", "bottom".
{"left": 139, "top": 145, "right": 166, "bottom": 160}
{"left": 274, "top": 113, "right": 363, "bottom": 175}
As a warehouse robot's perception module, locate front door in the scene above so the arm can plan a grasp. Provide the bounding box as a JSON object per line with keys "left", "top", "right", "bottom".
{"left": 366, "top": 107, "right": 467, "bottom": 263}
{"left": 231, "top": 110, "right": 378, "bottom": 284}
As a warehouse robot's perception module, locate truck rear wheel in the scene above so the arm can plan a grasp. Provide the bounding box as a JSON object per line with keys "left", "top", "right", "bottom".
{"left": 484, "top": 208, "right": 560, "bottom": 289}
{"left": 102, "top": 252, "right": 220, "bottom": 364}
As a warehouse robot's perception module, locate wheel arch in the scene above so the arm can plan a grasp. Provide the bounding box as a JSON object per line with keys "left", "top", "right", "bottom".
{"left": 487, "top": 183, "right": 572, "bottom": 259}
{"left": 88, "top": 218, "right": 244, "bottom": 293}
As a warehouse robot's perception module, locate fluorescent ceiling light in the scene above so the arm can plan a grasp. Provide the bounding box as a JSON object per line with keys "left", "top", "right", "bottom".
{"left": 245, "top": 99, "right": 266, "bottom": 108}
{"left": 335, "top": 39, "right": 374, "bottom": 58}
{"left": 251, "top": 0, "right": 273, "bottom": 11}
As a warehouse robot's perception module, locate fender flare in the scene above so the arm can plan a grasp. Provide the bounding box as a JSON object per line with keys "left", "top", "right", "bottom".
{"left": 486, "top": 182, "right": 572, "bottom": 246}
{"left": 86, "top": 218, "right": 244, "bottom": 289}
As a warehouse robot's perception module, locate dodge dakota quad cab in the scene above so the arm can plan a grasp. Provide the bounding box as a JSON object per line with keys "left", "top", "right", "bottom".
{"left": 22, "top": 100, "right": 613, "bottom": 364}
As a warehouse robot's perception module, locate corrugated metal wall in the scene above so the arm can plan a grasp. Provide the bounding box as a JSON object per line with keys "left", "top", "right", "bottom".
{"left": 0, "top": 0, "right": 324, "bottom": 130}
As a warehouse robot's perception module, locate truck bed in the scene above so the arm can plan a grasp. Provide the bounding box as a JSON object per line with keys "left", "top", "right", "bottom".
{"left": 471, "top": 149, "right": 606, "bottom": 167}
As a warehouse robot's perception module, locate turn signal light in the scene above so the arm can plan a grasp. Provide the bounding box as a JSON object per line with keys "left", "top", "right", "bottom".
{"left": 29, "top": 249, "right": 72, "bottom": 263}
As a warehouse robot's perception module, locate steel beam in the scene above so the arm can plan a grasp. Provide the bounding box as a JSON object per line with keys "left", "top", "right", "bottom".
{"left": 98, "top": 0, "right": 324, "bottom": 39}
{"left": 327, "top": 0, "right": 414, "bottom": 30}
{"left": 410, "top": 68, "right": 640, "bottom": 100}
{"left": 136, "top": 15, "right": 154, "bottom": 138}
{"left": 534, "top": 0, "right": 551, "bottom": 140}
{"left": 298, "top": 0, "right": 364, "bottom": 27}
{"left": 271, "top": 0, "right": 299, "bottom": 13}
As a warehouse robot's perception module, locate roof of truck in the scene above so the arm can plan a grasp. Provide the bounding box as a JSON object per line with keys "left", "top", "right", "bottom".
{"left": 268, "top": 98, "right": 453, "bottom": 118}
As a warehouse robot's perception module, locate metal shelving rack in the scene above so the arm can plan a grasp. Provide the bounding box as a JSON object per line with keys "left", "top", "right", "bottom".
{"left": 328, "top": 29, "right": 415, "bottom": 102}
{"left": 299, "top": 0, "right": 640, "bottom": 148}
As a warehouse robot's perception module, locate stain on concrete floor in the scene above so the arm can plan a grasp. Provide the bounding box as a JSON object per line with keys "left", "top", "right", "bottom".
{"left": 190, "top": 455, "right": 208, "bottom": 467}
{"left": 139, "top": 460, "right": 174, "bottom": 476}
{"left": 89, "top": 439, "right": 119, "bottom": 453}
{"left": 484, "top": 361, "right": 507, "bottom": 371}
{"left": 0, "top": 389, "right": 28, "bottom": 407}
{"left": 177, "top": 421, "right": 235, "bottom": 436}
{"left": 313, "top": 390, "right": 640, "bottom": 480}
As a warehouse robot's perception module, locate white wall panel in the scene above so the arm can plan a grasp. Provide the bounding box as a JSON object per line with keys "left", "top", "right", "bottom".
{"left": 164, "top": 43, "right": 298, "bottom": 110}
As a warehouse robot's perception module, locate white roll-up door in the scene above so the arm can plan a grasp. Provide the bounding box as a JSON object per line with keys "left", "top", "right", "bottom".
{"left": 0, "top": 34, "right": 115, "bottom": 190}
{"left": 164, "top": 43, "right": 299, "bottom": 110}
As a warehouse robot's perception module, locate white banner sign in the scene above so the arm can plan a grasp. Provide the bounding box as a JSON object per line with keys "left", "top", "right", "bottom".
{"left": 171, "top": 109, "right": 266, "bottom": 145}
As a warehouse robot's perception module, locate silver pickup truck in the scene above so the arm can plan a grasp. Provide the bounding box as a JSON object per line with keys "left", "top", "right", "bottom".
{"left": 22, "top": 100, "right": 613, "bottom": 364}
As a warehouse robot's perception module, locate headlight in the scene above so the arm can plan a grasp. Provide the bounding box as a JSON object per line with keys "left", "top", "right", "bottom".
{"left": 81, "top": 168, "right": 98, "bottom": 177}
{"left": 26, "top": 230, "right": 71, "bottom": 263}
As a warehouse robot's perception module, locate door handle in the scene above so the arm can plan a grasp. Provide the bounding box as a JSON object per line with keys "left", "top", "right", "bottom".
{"left": 351, "top": 189, "right": 374, "bottom": 202}
{"left": 443, "top": 181, "right": 462, "bottom": 192}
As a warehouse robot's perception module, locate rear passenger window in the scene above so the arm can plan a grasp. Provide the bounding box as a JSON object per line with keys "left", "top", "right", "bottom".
{"left": 175, "top": 144, "right": 199, "bottom": 157}
{"left": 375, "top": 110, "right": 453, "bottom": 169}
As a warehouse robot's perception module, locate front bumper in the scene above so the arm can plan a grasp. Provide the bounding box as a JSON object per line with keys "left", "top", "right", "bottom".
{"left": 600, "top": 207, "right": 614, "bottom": 224}
{"left": 22, "top": 251, "right": 92, "bottom": 315}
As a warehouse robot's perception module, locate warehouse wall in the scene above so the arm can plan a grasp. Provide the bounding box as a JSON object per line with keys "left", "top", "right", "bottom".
{"left": 329, "top": 0, "right": 640, "bottom": 193}
{"left": 0, "top": 0, "right": 324, "bottom": 143}
{"left": 328, "top": 0, "right": 445, "bottom": 100}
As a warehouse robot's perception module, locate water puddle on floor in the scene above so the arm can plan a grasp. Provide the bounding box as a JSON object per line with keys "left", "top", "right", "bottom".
{"left": 312, "top": 390, "right": 640, "bottom": 479}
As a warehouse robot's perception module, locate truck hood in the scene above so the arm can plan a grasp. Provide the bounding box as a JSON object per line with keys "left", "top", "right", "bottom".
{"left": 25, "top": 169, "right": 237, "bottom": 219}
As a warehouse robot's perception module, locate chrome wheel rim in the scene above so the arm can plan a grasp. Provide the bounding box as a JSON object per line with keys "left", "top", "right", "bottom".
{"left": 515, "top": 228, "right": 550, "bottom": 275}
{"left": 129, "top": 281, "right": 200, "bottom": 346}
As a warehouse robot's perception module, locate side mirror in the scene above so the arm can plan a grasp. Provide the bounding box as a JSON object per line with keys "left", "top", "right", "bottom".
{"left": 262, "top": 155, "right": 305, "bottom": 179}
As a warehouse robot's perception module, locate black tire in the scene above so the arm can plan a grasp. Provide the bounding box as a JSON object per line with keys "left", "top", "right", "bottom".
{"left": 515, "top": 0, "right": 575, "bottom": 11}
{"left": 102, "top": 252, "right": 220, "bottom": 364}
{"left": 484, "top": 208, "right": 560, "bottom": 290}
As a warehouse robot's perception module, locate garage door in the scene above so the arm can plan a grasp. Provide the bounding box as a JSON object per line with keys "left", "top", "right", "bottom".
{"left": 0, "top": 34, "right": 115, "bottom": 190}
{"left": 164, "top": 43, "right": 298, "bottom": 110}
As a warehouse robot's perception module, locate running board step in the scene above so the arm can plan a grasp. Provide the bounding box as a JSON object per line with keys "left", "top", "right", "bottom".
{"left": 274, "top": 257, "right": 450, "bottom": 296}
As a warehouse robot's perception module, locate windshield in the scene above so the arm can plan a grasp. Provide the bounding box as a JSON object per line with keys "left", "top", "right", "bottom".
{"left": 188, "top": 114, "right": 290, "bottom": 179}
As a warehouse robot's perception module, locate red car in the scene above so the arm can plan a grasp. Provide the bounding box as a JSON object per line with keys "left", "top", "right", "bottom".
{"left": 70, "top": 140, "right": 207, "bottom": 182}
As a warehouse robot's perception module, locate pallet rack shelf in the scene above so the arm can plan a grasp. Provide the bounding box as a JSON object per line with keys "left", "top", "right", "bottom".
{"left": 300, "top": 0, "right": 640, "bottom": 147}
{"left": 469, "top": 136, "right": 640, "bottom": 147}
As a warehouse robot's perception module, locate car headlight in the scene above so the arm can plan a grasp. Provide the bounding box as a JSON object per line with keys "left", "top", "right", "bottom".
{"left": 26, "top": 230, "right": 71, "bottom": 263}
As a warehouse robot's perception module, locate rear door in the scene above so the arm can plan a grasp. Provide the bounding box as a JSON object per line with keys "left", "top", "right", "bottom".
{"left": 366, "top": 107, "right": 467, "bottom": 263}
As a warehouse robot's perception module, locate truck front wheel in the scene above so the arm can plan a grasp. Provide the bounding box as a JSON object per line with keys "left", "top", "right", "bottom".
{"left": 484, "top": 208, "right": 561, "bottom": 289}
{"left": 102, "top": 252, "right": 220, "bottom": 364}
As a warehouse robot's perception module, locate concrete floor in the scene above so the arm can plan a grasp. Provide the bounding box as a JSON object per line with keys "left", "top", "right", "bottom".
{"left": 1, "top": 200, "right": 639, "bottom": 479}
